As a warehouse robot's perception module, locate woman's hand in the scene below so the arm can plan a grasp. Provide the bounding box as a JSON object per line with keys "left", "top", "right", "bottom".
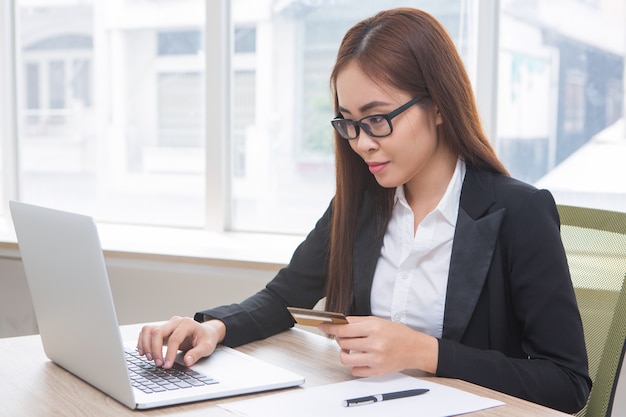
{"left": 318, "top": 316, "right": 438, "bottom": 377}
{"left": 136, "top": 316, "right": 226, "bottom": 369}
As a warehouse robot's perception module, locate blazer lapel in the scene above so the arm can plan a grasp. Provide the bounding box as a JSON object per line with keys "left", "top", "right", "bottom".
{"left": 442, "top": 165, "right": 504, "bottom": 341}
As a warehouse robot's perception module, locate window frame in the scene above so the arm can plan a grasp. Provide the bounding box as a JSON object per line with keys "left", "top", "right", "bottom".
{"left": 204, "top": 0, "right": 230, "bottom": 232}
{"left": 1, "top": 0, "right": 19, "bottom": 215}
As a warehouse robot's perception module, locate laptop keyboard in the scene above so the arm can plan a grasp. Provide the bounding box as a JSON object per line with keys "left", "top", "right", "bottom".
{"left": 125, "top": 348, "right": 219, "bottom": 394}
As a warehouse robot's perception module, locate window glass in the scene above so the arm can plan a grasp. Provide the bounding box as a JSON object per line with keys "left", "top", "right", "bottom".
{"left": 498, "top": 0, "right": 626, "bottom": 212}
{"left": 230, "top": 0, "right": 470, "bottom": 233}
{"left": 157, "top": 30, "right": 202, "bottom": 56}
{"left": 16, "top": 0, "right": 206, "bottom": 227}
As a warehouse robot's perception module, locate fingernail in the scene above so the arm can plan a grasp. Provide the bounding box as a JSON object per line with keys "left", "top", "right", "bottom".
{"left": 155, "top": 358, "right": 163, "bottom": 367}
{"left": 164, "top": 360, "right": 172, "bottom": 369}
{"left": 185, "top": 355, "right": 193, "bottom": 366}
{"left": 146, "top": 352, "right": 153, "bottom": 361}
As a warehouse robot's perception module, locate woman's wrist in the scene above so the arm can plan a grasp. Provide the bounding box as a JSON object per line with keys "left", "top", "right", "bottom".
{"left": 202, "top": 319, "right": 226, "bottom": 344}
{"left": 409, "top": 331, "right": 439, "bottom": 374}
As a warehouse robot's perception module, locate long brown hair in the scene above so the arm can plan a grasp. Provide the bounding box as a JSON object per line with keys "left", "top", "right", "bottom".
{"left": 325, "top": 8, "right": 509, "bottom": 315}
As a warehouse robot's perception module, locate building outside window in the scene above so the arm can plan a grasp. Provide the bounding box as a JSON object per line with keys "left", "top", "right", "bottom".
{"left": 498, "top": 0, "right": 625, "bottom": 211}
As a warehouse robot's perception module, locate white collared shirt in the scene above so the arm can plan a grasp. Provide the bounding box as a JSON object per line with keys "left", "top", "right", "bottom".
{"left": 370, "top": 159, "right": 466, "bottom": 338}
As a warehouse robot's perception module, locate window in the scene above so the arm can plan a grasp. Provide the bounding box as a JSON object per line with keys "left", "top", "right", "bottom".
{"left": 15, "top": 0, "right": 206, "bottom": 227}
{"left": 157, "top": 72, "right": 204, "bottom": 148}
{"left": 2, "top": 0, "right": 625, "bottom": 238}
{"left": 498, "top": 0, "right": 626, "bottom": 211}
{"left": 25, "top": 63, "right": 39, "bottom": 110}
{"left": 158, "top": 30, "right": 202, "bottom": 56}
{"left": 234, "top": 27, "right": 256, "bottom": 54}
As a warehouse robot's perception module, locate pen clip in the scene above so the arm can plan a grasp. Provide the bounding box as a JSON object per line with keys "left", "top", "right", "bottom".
{"left": 343, "top": 395, "right": 381, "bottom": 407}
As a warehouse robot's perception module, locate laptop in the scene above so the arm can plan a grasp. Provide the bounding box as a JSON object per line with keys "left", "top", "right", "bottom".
{"left": 9, "top": 201, "right": 305, "bottom": 410}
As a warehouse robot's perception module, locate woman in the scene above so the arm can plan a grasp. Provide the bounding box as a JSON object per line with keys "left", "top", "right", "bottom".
{"left": 137, "top": 8, "right": 591, "bottom": 413}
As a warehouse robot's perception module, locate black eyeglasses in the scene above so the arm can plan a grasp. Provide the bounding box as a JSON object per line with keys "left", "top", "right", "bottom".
{"left": 330, "top": 96, "right": 422, "bottom": 140}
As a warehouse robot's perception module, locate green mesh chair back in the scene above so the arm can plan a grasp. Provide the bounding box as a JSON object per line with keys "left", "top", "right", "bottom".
{"left": 558, "top": 205, "right": 626, "bottom": 417}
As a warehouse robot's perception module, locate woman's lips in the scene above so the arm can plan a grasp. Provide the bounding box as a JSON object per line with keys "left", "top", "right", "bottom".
{"left": 367, "top": 161, "right": 388, "bottom": 174}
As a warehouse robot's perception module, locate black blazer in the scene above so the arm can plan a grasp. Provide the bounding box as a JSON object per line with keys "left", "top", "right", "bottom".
{"left": 197, "top": 164, "right": 591, "bottom": 413}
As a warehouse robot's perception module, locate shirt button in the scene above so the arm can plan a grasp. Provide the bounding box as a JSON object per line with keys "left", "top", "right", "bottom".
{"left": 393, "top": 313, "right": 402, "bottom": 322}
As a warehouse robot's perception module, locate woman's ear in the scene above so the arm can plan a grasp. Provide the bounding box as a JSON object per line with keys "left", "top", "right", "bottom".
{"left": 434, "top": 105, "right": 443, "bottom": 125}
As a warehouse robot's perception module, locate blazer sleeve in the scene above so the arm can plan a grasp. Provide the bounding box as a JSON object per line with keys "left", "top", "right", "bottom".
{"left": 194, "top": 201, "right": 333, "bottom": 347}
{"left": 436, "top": 189, "right": 591, "bottom": 413}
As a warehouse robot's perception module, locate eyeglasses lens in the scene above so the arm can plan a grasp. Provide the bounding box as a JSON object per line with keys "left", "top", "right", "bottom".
{"left": 333, "top": 120, "right": 357, "bottom": 140}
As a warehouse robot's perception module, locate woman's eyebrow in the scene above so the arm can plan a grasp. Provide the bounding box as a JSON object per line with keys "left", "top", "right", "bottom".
{"left": 338, "top": 100, "right": 391, "bottom": 116}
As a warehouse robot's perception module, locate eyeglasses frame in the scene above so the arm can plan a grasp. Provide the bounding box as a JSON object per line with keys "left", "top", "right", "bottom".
{"left": 330, "top": 96, "right": 423, "bottom": 140}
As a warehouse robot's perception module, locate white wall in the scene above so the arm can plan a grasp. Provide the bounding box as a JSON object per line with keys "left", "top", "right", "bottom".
{"left": 0, "top": 255, "right": 37, "bottom": 337}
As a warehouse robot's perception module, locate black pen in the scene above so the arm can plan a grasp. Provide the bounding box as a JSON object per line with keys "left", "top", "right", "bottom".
{"left": 342, "top": 388, "right": 429, "bottom": 407}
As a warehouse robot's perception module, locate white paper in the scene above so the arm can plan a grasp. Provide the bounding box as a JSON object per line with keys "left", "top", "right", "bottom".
{"left": 218, "top": 373, "right": 504, "bottom": 417}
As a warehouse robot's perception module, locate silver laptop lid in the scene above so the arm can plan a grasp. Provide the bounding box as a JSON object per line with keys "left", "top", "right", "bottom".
{"left": 10, "top": 201, "right": 136, "bottom": 408}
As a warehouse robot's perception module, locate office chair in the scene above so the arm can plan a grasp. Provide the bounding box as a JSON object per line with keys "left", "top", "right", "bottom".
{"left": 558, "top": 204, "right": 626, "bottom": 417}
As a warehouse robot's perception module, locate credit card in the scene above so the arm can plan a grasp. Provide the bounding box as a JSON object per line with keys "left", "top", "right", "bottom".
{"left": 287, "top": 307, "right": 348, "bottom": 326}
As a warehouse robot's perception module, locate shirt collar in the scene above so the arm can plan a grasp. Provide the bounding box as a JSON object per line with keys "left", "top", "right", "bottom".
{"left": 393, "top": 158, "right": 466, "bottom": 226}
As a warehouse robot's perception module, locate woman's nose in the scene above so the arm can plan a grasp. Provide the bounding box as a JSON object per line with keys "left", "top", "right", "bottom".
{"left": 354, "top": 131, "right": 379, "bottom": 152}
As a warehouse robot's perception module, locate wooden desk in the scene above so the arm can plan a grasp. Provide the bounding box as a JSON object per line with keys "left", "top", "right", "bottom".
{"left": 0, "top": 324, "right": 571, "bottom": 416}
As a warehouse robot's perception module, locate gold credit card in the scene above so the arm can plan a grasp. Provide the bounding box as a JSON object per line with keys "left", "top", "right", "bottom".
{"left": 287, "top": 307, "right": 348, "bottom": 326}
